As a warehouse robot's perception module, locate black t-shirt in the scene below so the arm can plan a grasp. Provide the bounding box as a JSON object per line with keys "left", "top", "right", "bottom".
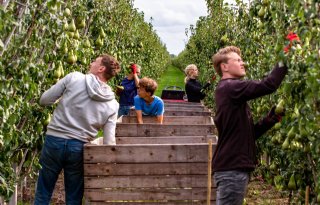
{"left": 185, "top": 79, "right": 210, "bottom": 102}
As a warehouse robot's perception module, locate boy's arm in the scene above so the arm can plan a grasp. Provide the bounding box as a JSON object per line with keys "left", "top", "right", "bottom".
{"left": 156, "top": 115, "right": 163, "bottom": 124}
{"left": 136, "top": 110, "right": 143, "bottom": 124}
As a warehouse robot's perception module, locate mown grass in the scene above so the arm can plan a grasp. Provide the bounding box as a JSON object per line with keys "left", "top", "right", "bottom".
{"left": 155, "top": 65, "right": 185, "bottom": 97}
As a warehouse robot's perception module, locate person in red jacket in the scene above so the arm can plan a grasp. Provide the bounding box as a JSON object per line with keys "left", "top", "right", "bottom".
{"left": 211, "top": 45, "right": 287, "bottom": 205}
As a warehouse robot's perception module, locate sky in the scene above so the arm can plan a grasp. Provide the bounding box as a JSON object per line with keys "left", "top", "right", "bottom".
{"left": 133, "top": 0, "right": 208, "bottom": 56}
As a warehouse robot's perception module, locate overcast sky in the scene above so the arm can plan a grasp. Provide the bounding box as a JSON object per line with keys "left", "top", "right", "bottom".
{"left": 133, "top": 0, "right": 208, "bottom": 55}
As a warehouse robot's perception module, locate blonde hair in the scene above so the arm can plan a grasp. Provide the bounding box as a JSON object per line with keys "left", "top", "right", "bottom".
{"left": 184, "top": 64, "right": 198, "bottom": 83}
{"left": 139, "top": 77, "right": 158, "bottom": 95}
{"left": 211, "top": 46, "right": 241, "bottom": 77}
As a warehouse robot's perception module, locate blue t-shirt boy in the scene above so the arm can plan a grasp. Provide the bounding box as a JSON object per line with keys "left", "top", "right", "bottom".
{"left": 134, "top": 95, "right": 164, "bottom": 116}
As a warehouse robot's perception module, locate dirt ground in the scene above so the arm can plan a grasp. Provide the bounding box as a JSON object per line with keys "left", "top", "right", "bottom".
{"left": 245, "top": 176, "right": 290, "bottom": 205}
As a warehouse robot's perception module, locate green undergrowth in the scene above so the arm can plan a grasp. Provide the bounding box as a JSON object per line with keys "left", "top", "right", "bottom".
{"left": 155, "top": 65, "right": 185, "bottom": 97}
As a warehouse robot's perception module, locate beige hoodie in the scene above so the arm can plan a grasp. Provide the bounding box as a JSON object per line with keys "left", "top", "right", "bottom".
{"left": 40, "top": 72, "right": 118, "bottom": 144}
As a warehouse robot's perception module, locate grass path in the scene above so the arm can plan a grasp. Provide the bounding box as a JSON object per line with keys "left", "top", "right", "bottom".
{"left": 155, "top": 65, "right": 185, "bottom": 96}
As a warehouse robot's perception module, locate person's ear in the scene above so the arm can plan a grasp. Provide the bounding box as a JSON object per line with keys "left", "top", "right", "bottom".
{"left": 221, "top": 62, "right": 228, "bottom": 72}
{"left": 99, "top": 65, "right": 106, "bottom": 72}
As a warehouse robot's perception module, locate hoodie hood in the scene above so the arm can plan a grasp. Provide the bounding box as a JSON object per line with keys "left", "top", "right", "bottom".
{"left": 85, "top": 74, "right": 115, "bottom": 102}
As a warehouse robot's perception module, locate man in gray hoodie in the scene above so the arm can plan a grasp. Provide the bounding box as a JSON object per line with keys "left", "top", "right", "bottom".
{"left": 34, "top": 54, "right": 120, "bottom": 205}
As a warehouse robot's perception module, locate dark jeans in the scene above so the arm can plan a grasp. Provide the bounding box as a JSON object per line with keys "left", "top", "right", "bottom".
{"left": 214, "top": 170, "right": 250, "bottom": 205}
{"left": 34, "top": 135, "right": 85, "bottom": 205}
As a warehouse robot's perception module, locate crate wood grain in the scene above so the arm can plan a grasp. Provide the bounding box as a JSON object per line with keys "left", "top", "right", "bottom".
{"left": 87, "top": 202, "right": 212, "bottom": 205}
{"left": 88, "top": 202, "right": 213, "bottom": 205}
{"left": 163, "top": 106, "right": 208, "bottom": 112}
{"left": 84, "top": 144, "right": 214, "bottom": 164}
{"left": 129, "top": 109, "right": 211, "bottom": 116}
{"left": 85, "top": 175, "right": 211, "bottom": 188}
{"left": 117, "top": 116, "right": 214, "bottom": 125}
{"left": 85, "top": 188, "right": 216, "bottom": 201}
{"left": 116, "top": 135, "right": 217, "bottom": 144}
{"left": 163, "top": 101, "right": 203, "bottom": 106}
{"left": 115, "top": 124, "right": 216, "bottom": 137}
{"left": 84, "top": 162, "right": 208, "bottom": 176}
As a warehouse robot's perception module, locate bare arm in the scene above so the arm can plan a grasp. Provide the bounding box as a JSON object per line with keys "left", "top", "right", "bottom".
{"left": 156, "top": 115, "right": 163, "bottom": 124}
{"left": 133, "top": 73, "right": 140, "bottom": 88}
{"left": 136, "top": 110, "right": 143, "bottom": 124}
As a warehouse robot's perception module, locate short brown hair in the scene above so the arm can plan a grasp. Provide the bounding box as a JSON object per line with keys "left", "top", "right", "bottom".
{"left": 211, "top": 46, "right": 241, "bottom": 77}
{"left": 139, "top": 77, "right": 158, "bottom": 96}
{"left": 100, "top": 54, "right": 120, "bottom": 78}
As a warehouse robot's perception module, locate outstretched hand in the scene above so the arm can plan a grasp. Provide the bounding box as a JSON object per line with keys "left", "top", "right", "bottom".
{"left": 284, "top": 32, "right": 301, "bottom": 53}
{"left": 130, "top": 64, "right": 137, "bottom": 74}
{"left": 268, "top": 106, "right": 285, "bottom": 122}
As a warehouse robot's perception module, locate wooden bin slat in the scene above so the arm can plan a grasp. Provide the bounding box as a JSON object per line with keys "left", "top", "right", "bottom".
{"left": 164, "top": 101, "right": 203, "bottom": 106}
{"left": 164, "top": 107, "right": 208, "bottom": 112}
{"left": 84, "top": 162, "right": 208, "bottom": 176}
{"left": 117, "top": 116, "right": 214, "bottom": 125}
{"left": 85, "top": 175, "right": 212, "bottom": 188}
{"left": 164, "top": 103, "right": 204, "bottom": 108}
{"left": 84, "top": 144, "right": 215, "bottom": 163}
{"left": 129, "top": 109, "right": 211, "bottom": 116}
{"left": 115, "top": 124, "right": 215, "bottom": 137}
{"left": 88, "top": 202, "right": 213, "bottom": 205}
{"left": 84, "top": 187, "right": 216, "bottom": 201}
{"left": 116, "top": 136, "right": 217, "bottom": 144}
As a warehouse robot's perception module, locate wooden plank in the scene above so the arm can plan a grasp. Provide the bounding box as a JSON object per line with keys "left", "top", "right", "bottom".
{"left": 84, "top": 187, "right": 216, "bottom": 201}
{"left": 116, "top": 136, "right": 217, "bottom": 144}
{"left": 88, "top": 201, "right": 215, "bottom": 205}
{"left": 88, "top": 202, "right": 215, "bottom": 205}
{"left": 85, "top": 175, "right": 213, "bottom": 188}
{"left": 164, "top": 107, "right": 209, "bottom": 112}
{"left": 84, "top": 162, "right": 208, "bottom": 176}
{"left": 129, "top": 109, "right": 211, "bottom": 116}
{"left": 115, "top": 124, "right": 216, "bottom": 137}
{"left": 163, "top": 101, "right": 203, "bottom": 106}
{"left": 84, "top": 144, "right": 215, "bottom": 163}
{"left": 164, "top": 103, "right": 204, "bottom": 108}
{"left": 118, "top": 116, "right": 214, "bottom": 125}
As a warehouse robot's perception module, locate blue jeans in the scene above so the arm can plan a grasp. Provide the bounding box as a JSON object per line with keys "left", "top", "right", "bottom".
{"left": 214, "top": 171, "right": 250, "bottom": 205}
{"left": 118, "top": 105, "right": 132, "bottom": 117}
{"left": 34, "top": 135, "right": 85, "bottom": 205}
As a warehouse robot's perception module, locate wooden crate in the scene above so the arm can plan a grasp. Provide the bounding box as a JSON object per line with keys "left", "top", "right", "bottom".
{"left": 84, "top": 144, "right": 216, "bottom": 204}
{"left": 84, "top": 102, "right": 217, "bottom": 204}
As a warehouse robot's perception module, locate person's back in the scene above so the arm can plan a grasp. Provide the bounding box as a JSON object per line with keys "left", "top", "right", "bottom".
{"left": 34, "top": 54, "right": 121, "bottom": 205}
{"left": 41, "top": 71, "right": 118, "bottom": 144}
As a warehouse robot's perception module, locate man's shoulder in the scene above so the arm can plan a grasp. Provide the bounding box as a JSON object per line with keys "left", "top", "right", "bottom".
{"left": 218, "top": 78, "right": 247, "bottom": 88}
